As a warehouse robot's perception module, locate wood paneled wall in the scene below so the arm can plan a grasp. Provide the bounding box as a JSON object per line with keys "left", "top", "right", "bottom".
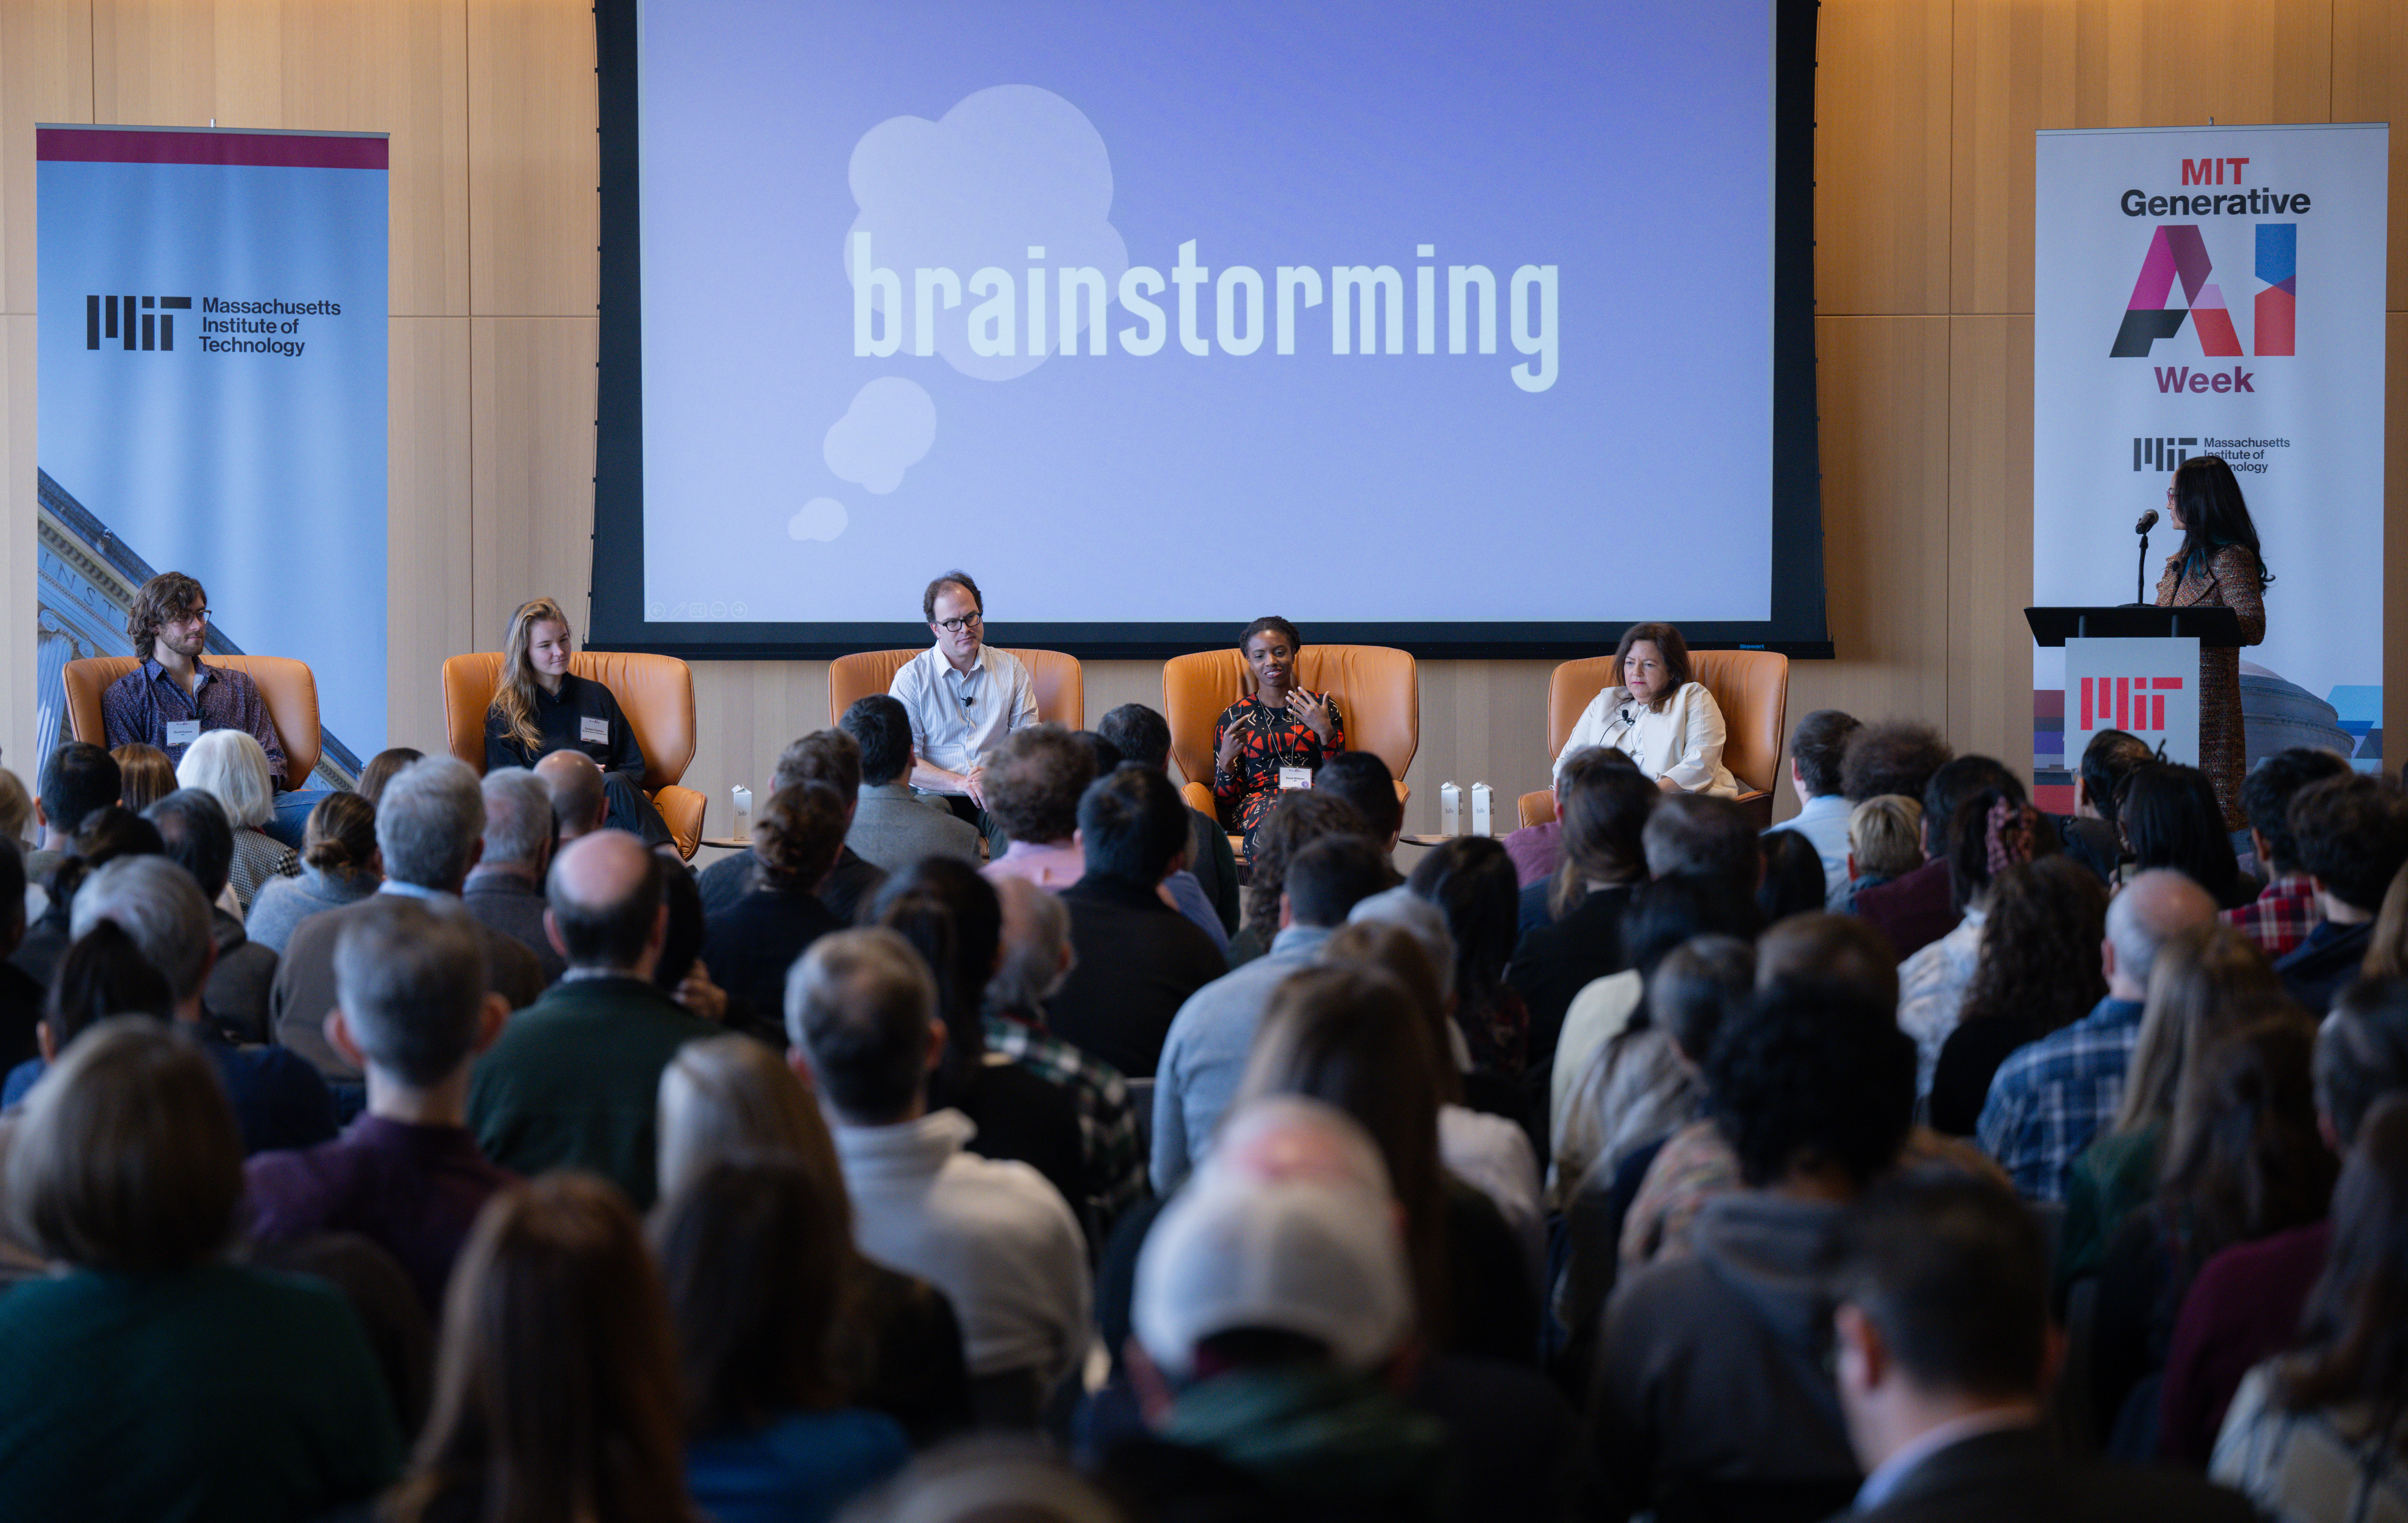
{"left": 4, "top": 2, "right": 2403, "bottom": 828}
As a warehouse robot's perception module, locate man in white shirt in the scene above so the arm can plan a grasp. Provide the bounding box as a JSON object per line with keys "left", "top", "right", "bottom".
{"left": 887, "top": 572, "right": 1040, "bottom": 836}
{"left": 1772, "top": 708, "right": 1862, "bottom": 910}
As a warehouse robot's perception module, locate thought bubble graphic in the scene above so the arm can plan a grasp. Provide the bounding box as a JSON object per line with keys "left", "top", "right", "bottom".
{"left": 824, "top": 378, "right": 936, "bottom": 495}
{"left": 788, "top": 498, "right": 849, "bottom": 542}
{"left": 847, "top": 84, "right": 1129, "bottom": 382}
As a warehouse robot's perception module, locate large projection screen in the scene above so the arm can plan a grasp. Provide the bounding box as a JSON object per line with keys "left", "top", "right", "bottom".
{"left": 593, "top": 0, "right": 1827, "bottom": 659}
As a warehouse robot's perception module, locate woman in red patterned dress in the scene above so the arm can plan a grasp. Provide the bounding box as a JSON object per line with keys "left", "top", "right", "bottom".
{"left": 2155, "top": 453, "right": 2270, "bottom": 830}
{"left": 1210, "top": 616, "right": 1346, "bottom": 848}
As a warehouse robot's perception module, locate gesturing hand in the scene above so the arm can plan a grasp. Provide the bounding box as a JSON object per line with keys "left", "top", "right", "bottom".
{"left": 1215, "top": 725, "right": 1244, "bottom": 777}
{"left": 1286, "top": 689, "right": 1334, "bottom": 744}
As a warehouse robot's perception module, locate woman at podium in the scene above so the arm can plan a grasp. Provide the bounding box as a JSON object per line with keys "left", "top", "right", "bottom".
{"left": 2155, "top": 454, "right": 2270, "bottom": 829}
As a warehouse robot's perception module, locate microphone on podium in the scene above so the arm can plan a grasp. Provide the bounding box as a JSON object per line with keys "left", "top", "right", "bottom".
{"left": 2134, "top": 508, "right": 2159, "bottom": 536}
{"left": 2129, "top": 508, "right": 2159, "bottom": 603}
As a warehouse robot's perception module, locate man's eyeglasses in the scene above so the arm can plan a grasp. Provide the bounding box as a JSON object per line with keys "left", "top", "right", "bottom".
{"left": 935, "top": 613, "right": 982, "bottom": 633}
{"left": 170, "top": 608, "right": 211, "bottom": 626}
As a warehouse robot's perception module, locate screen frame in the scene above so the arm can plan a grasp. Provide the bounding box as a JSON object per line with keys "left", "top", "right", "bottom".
{"left": 591, "top": 0, "right": 1830, "bottom": 660}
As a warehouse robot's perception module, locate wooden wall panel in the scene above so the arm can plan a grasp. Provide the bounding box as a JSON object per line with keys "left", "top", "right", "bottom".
{"left": 1815, "top": 0, "right": 1955, "bottom": 315}
{"left": 468, "top": 0, "right": 597, "bottom": 316}
{"left": 2335, "top": 0, "right": 2408, "bottom": 309}
{"left": 0, "top": 0, "right": 91, "bottom": 316}
{"left": 389, "top": 318, "right": 473, "bottom": 756}
{"left": 1947, "top": 315, "right": 2036, "bottom": 777}
{"left": 2068, "top": 0, "right": 2331, "bottom": 131}
{"left": 1951, "top": 0, "right": 2075, "bottom": 315}
{"left": 469, "top": 316, "right": 597, "bottom": 641}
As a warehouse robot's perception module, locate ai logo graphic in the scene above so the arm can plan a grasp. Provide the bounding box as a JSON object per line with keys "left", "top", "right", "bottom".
{"left": 86, "top": 293, "right": 192, "bottom": 352}
{"left": 2133, "top": 436, "right": 2197, "bottom": 471}
{"left": 2110, "top": 224, "right": 2296, "bottom": 359}
{"left": 2081, "top": 675, "right": 2185, "bottom": 734}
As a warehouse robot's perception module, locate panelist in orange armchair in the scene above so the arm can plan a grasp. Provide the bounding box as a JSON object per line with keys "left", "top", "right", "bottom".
{"left": 1558, "top": 621, "right": 1738, "bottom": 797}
{"left": 483, "top": 596, "right": 673, "bottom": 847}
{"left": 1209, "top": 616, "right": 1346, "bottom": 848}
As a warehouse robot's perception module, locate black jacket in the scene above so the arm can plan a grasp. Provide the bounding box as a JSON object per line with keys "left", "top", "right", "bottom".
{"left": 1049, "top": 874, "right": 1226, "bottom": 1078}
{"left": 1846, "top": 1423, "right": 2256, "bottom": 1523}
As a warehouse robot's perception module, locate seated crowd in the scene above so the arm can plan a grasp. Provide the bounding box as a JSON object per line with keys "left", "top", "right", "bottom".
{"left": 8, "top": 602, "right": 2408, "bottom": 1523}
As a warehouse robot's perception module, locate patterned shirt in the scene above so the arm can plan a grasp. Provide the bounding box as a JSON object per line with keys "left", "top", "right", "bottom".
{"left": 1210, "top": 696, "right": 1346, "bottom": 840}
{"left": 982, "top": 1009, "right": 1147, "bottom": 1236}
{"left": 2222, "top": 872, "right": 2321, "bottom": 962}
{"left": 1977, "top": 996, "right": 2146, "bottom": 1201}
{"left": 99, "top": 657, "right": 288, "bottom": 781}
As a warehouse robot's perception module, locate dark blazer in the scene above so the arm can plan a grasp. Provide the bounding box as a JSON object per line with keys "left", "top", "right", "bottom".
{"left": 272, "top": 893, "right": 550, "bottom": 1082}
{"left": 1506, "top": 883, "right": 1634, "bottom": 1097}
{"left": 1050, "top": 874, "right": 1227, "bottom": 1078}
{"left": 461, "top": 866, "right": 568, "bottom": 984}
{"left": 701, "top": 885, "right": 843, "bottom": 1046}
{"left": 1852, "top": 858, "right": 1957, "bottom": 963}
{"left": 1847, "top": 1424, "right": 2257, "bottom": 1523}
{"left": 2275, "top": 917, "right": 2372, "bottom": 1015}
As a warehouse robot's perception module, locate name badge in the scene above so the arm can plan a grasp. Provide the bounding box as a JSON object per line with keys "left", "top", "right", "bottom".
{"left": 1278, "top": 766, "right": 1312, "bottom": 791}
{"left": 165, "top": 719, "right": 202, "bottom": 748}
{"left": 580, "top": 716, "right": 610, "bottom": 746}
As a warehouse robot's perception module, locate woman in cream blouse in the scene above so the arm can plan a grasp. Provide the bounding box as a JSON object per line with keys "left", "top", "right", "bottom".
{"left": 1555, "top": 622, "right": 1738, "bottom": 796}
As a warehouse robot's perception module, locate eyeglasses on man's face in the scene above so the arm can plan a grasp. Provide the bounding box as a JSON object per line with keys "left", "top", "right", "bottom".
{"left": 935, "top": 612, "right": 982, "bottom": 633}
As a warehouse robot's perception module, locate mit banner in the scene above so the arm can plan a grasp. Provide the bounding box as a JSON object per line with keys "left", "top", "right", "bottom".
{"left": 2032, "top": 124, "right": 2386, "bottom": 803}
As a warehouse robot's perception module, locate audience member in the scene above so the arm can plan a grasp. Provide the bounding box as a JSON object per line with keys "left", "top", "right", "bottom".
{"left": 980, "top": 723, "right": 1098, "bottom": 887}
{"left": 0, "top": 1018, "right": 400, "bottom": 1520}
{"left": 2278, "top": 773, "right": 2408, "bottom": 1013}
{"left": 699, "top": 729, "right": 889, "bottom": 922}
{"left": 855, "top": 1446, "right": 1131, "bottom": 1523}
{"left": 1775, "top": 708, "right": 1862, "bottom": 907}
{"left": 1755, "top": 909, "right": 1903, "bottom": 1005}
{"left": 355, "top": 746, "right": 422, "bottom": 806}
{"left": 1048, "top": 768, "right": 1226, "bottom": 1078}
{"left": 703, "top": 780, "right": 850, "bottom": 1043}
{"left": 652, "top": 852, "right": 731, "bottom": 1026}
{"left": 1508, "top": 753, "right": 1657, "bottom": 1102}
{"left": 383, "top": 1174, "right": 701, "bottom": 1523}
{"left": 1, "top": 919, "right": 175, "bottom": 1106}
{"left": 652, "top": 1156, "right": 912, "bottom": 1522}
{"left": 461, "top": 766, "right": 567, "bottom": 982}
{"left": 532, "top": 745, "right": 611, "bottom": 844}
{"left": 2061, "top": 727, "right": 2155, "bottom": 883}
{"left": 1839, "top": 720, "right": 1953, "bottom": 811}
{"left": 146, "top": 786, "right": 280, "bottom": 1043}
{"left": 23, "top": 740, "right": 121, "bottom": 889}
{"left": 1501, "top": 744, "right": 1636, "bottom": 891}
{"left": 2122, "top": 762, "right": 2258, "bottom": 910}
{"left": 244, "top": 790, "right": 380, "bottom": 955}
{"left": 175, "top": 728, "right": 298, "bottom": 912}
{"left": 110, "top": 740, "right": 175, "bottom": 812}
{"left": 1829, "top": 1171, "right": 2255, "bottom": 1523}
{"left": 839, "top": 694, "right": 984, "bottom": 872}
{"left": 1224, "top": 789, "right": 1365, "bottom": 967}
{"left": 1759, "top": 828, "right": 1829, "bottom": 924}
{"left": 273, "top": 757, "right": 546, "bottom": 1083}
{"left": 2226, "top": 747, "right": 2351, "bottom": 958}
{"left": 1314, "top": 749, "right": 1407, "bottom": 859}
{"left": 1857, "top": 754, "right": 2026, "bottom": 963}
{"left": 1844, "top": 794, "right": 1924, "bottom": 906}
{"left": 788, "top": 928, "right": 1090, "bottom": 1426}
{"left": 1408, "top": 835, "right": 1532, "bottom": 1082}
{"left": 1096, "top": 701, "right": 1241, "bottom": 934}
{"left": 0, "top": 769, "right": 30, "bottom": 850}
{"left": 1979, "top": 868, "right": 2218, "bottom": 1199}
{"left": 0, "top": 843, "right": 32, "bottom": 1069}
{"left": 245, "top": 898, "right": 513, "bottom": 1315}
{"left": 1897, "top": 791, "right": 2051, "bottom": 1101}
{"left": 1929, "top": 857, "right": 2109, "bottom": 1137}
{"left": 12, "top": 804, "right": 164, "bottom": 987}
{"left": 467, "top": 832, "right": 717, "bottom": 1206}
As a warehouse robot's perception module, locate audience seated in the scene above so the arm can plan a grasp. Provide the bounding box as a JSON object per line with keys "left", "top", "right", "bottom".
{"left": 1153, "top": 833, "right": 1391, "bottom": 1192}
{"left": 13, "top": 805, "right": 165, "bottom": 988}
{"left": 110, "top": 741, "right": 175, "bottom": 812}
{"left": 1758, "top": 828, "right": 1827, "bottom": 923}
{"left": 175, "top": 728, "right": 299, "bottom": 913}
{"left": 1928, "top": 857, "right": 2108, "bottom": 1137}
{"left": 1408, "top": 836, "right": 1535, "bottom": 1106}
{"left": 273, "top": 757, "right": 547, "bottom": 1083}
{"left": 1979, "top": 868, "right": 2218, "bottom": 1200}
{"left": 0, "top": 844, "right": 33, "bottom": 1070}
{"left": 1097, "top": 701, "right": 1242, "bottom": 935}
{"left": 1858, "top": 752, "right": 2025, "bottom": 964}
{"left": 703, "top": 781, "right": 849, "bottom": 1043}
{"left": 532, "top": 746, "right": 610, "bottom": 843}
{"left": 146, "top": 787, "right": 279, "bottom": 1043}
{"left": 355, "top": 745, "right": 422, "bottom": 806}
{"left": 980, "top": 723, "right": 1097, "bottom": 887}
{"left": 1508, "top": 752, "right": 1657, "bottom": 1103}
{"left": 2276, "top": 773, "right": 2408, "bottom": 1013}
{"left": 1, "top": 920, "right": 174, "bottom": 1110}
{"left": 462, "top": 767, "right": 567, "bottom": 983}
{"left": 244, "top": 897, "right": 513, "bottom": 1315}
{"left": 466, "top": 832, "right": 718, "bottom": 1206}
{"left": 1774, "top": 708, "right": 1862, "bottom": 908}
{"left": 652, "top": 856, "right": 732, "bottom": 1025}
{"left": 2122, "top": 762, "right": 2260, "bottom": 911}
{"left": 1223, "top": 790, "right": 1365, "bottom": 967}
{"left": 2225, "top": 747, "right": 2351, "bottom": 958}
{"left": 1843, "top": 793, "right": 1923, "bottom": 909}
{"left": 1047, "top": 767, "right": 1226, "bottom": 1078}
{"left": 20, "top": 740, "right": 121, "bottom": 906}
{"left": 382, "top": 1173, "right": 698, "bottom": 1523}
{"left": 2059, "top": 727, "right": 2154, "bottom": 883}
{"left": 788, "top": 927, "right": 1090, "bottom": 1427}
{"left": 700, "top": 727, "right": 892, "bottom": 923}
{"left": 244, "top": 790, "right": 380, "bottom": 956}
{"left": 1839, "top": 719, "right": 1953, "bottom": 815}
{"left": 0, "top": 1017, "right": 400, "bottom": 1520}
{"left": 1314, "top": 749, "right": 1407, "bottom": 863}
{"left": 839, "top": 694, "right": 983, "bottom": 872}
{"left": 1897, "top": 791, "right": 2053, "bottom": 1102}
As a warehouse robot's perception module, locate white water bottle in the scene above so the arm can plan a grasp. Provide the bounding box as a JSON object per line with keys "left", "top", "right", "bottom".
{"left": 1439, "top": 782, "right": 1462, "bottom": 836}
{"left": 730, "top": 785, "right": 753, "bottom": 841}
{"left": 1470, "top": 782, "right": 1494, "bottom": 837}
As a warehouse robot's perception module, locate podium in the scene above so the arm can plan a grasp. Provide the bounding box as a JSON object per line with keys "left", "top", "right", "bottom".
{"left": 2025, "top": 606, "right": 2245, "bottom": 770}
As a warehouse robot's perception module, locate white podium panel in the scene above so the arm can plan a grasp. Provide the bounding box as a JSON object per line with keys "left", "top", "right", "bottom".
{"left": 2065, "top": 636, "right": 2199, "bottom": 767}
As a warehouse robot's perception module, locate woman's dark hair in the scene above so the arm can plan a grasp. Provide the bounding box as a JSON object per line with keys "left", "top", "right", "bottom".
{"left": 2278, "top": 1094, "right": 2408, "bottom": 1425}
{"left": 1406, "top": 836, "right": 1520, "bottom": 1063}
{"left": 870, "top": 860, "right": 1001, "bottom": 1102}
{"left": 2170, "top": 452, "right": 2273, "bottom": 588}
{"left": 301, "top": 790, "right": 379, "bottom": 874}
{"left": 1648, "top": 935, "right": 1756, "bottom": 1065}
{"left": 43, "top": 921, "right": 175, "bottom": 1053}
{"left": 2078, "top": 730, "right": 2156, "bottom": 830}
{"left": 1945, "top": 790, "right": 2055, "bottom": 914}
{"left": 2158, "top": 1018, "right": 2336, "bottom": 1277}
{"left": 1955, "top": 858, "right": 2108, "bottom": 1038}
{"left": 2317, "top": 978, "right": 2408, "bottom": 1148}
{"left": 1708, "top": 979, "right": 1916, "bottom": 1190}
{"left": 2119, "top": 763, "right": 2241, "bottom": 903}
{"left": 1241, "top": 791, "right": 1366, "bottom": 931}
{"left": 1758, "top": 829, "right": 1827, "bottom": 924}
{"left": 109, "top": 743, "right": 176, "bottom": 813}
{"left": 1238, "top": 615, "right": 1301, "bottom": 655}
{"left": 652, "top": 1155, "right": 851, "bottom": 1436}
{"left": 1611, "top": 622, "right": 1696, "bottom": 714}
{"left": 752, "top": 781, "right": 849, "bottom": 891}
{"left": 652, "top": 862, "right": 707, "bottom": 993}
{"left": 42, "top": 805, "right": 165, "bottom": 905}
{"left": 1551, "top": 748, "right": 1657, "bottom": 920}
{"left": 357, "top": 747, "right": 424, "bottom": 807}
{"left": 1840, "top": 721, "right": 1953, "bottom": 806}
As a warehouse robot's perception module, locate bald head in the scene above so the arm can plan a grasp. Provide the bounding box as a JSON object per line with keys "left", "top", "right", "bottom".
{"left": 2104, "top": 867, "right": 2219, "bottom": 1001}
{"left": 534, "top": 750, "right": 607, "bottom": 842}
{"left": 544, "top": 829, "right": 665, "bottom": 976}
{"left": 1207, "top": 1094, "right": 1394, "bottom": 1198}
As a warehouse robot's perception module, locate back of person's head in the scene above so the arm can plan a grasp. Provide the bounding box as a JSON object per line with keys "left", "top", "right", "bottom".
{"left": 1243, "top": 792, "right": 1368, "bottom": 931}
{"left": 2291, "top": 773, "right": 2408, "bottom": 916}
{"left": 1313, "top": 752, "right": 1403, "bottom": 844}
{"left": 771, "top": 728, "right": 863, "bottom": 805}
{"left": 2106, "top": 867, "right": 2221, "bottom": 998}
{"left": 1073, "top": 731, "right": 1124, "bottom": 776}
{"left": 2279, "top": 1093, "right": 2408, "bottom": 1417}
{"left": 1642, "top": 792, "right": 1759, "bottom": 902}
{"left": 989, "top": 875, "right": 1073, "bottom": 1014}
{"left": 401, "top": 1175, "right": 694, "bottom": 1523}
{"left": 1623, "top": 874, "right": 1762, "bottom": 981}
{"left": 2161, "top": 1019, "right": 2336, "bottom": 1268}
{"left": 2113, "top": 918, "right": 2282, "bottom": 1134}
{"left": 357, "top": 746, "right": 423, "bottom": 806}
{"left": 1647, "top": 935, "right": 1756, "bottom": 1065}
{"left": 108, "top": 744, "right": 175, "bottom": 813}
{"left": 0, "top": 770, "right": 28, "bottom": 848}
{"left": 1709, "top": 980, "right": 1915, "bottom": 1190}
{"left": 657, "top": 1033, "right": 852, "bottom": 1224}
{"left": 1283, "top": 833, "right": 1393, "bottom": 928}
{"left": 302, "top": 790, "right": 379, "bottom": 875}
{"left": 751, "top": 780, "right": 849, "bottom": 892}
{"left": 2079, "top": 729, "right": 2156, "bottom": 828}
{"left": 1075, "top": 765, "right": 1188, "bottom": 885}
{"left": 1755, "top": 912, "right": 1901, "bottom": 1008}
{"left": 652, "top": 1154, "right": 850, "bottom": 1434}
{"left": 42, "top": 805, "right": 164, "bottom": 907}
{"left": 1839, "top": 721, "right": 1951, "bottom": 807}
{"left": 839, "top": 695, "right": 916, "bottom": 790}
{"left": 1758, "top": 829, "right": 1828, "bottom": 923}
{"left": 1920, "top": 756, "right": 2026, "bottom": 860}
{"left": 1787, "top": 709, "right": 1862, "bottom": 799}
{"left": 2120, "top": 763, "right": 2240, "bottom": 901}
{"left": 1555, "top": 747, "right": 1656, "bottom": 902}
{"left": 1846, "top": 795, "right": 1924, "bottom": 882}
{"left": 38, "top": 741, "right": 121, "bottom": 839}
{"left": 1956, "top": 857, "right": 2109, "bottom": 1036}
{"left": 479, "top": 767, "right": 556, "bottom": 870}
{"left": 334, "top": 897, "right": 492, "bottom": 1088}
{"left": 2245, "top": 748, "right": 2353, "bottom": 875}
{"left": 984, "top": 724, "right": 1096, "bottom": 847}
{"left": 546, "top": 829, "right": 665, "bottom": 972}
{"left": 1318, "top": 917, "right": 1459, "bottom": 1106}
{"left": 1405, "top": 835, "right": 1519, "bottom": 1020}
{"left": 378, "top": 756, "right": 487, "bottom": 889}
{"left": 535, "top": 749, "right": 608, "bottom": 840}
{"left": 870, "top": 856, "right": 1002, "bottom": 1027}
{"left": 42, "top": 921, "right": 175, "bottom": 1053}
{"left": 786, "top": 927, "right": 940, "bottom": 1126}
{"left": 1095, "top": 702, "right": 1174, "bottom": 772}
{"left": 2318, "top": 979, "right": 2408, "bottom": 1149}
{"left": 653, "top": 861, "right": 707, "bottom": 993}
{"left": 1828, "top": 1171, "right": 2050, "bottom": 1402}
{"left": 7, "top": 1017, "right": 241, "bottom": 1273}
{"left": 143, "top": 787, "right": 236, "bottom": 901}
{"left": 836, "top": 1446, "right": 1128, "bottom": 1523}
{"left": 69, "top": 854, "right": 212, "bottom": 1004}
{"left": 1943, "top": 789, "right": 2055, "bottom": 913}
{"left": 173, "top": 728, "right": 276, "bottom": 830}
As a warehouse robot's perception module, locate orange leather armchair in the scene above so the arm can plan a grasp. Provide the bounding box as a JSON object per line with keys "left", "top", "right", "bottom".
{"left": 1163, "top": 645, "right": 1419, "bottom": 828}
{"left": 825, "top": 647, "right": 1085, "bottom": 729}
{"left": 64, "top": 654, "right": 324, "bottom": 791}
{"left": 442, "top": 652, "right": 708, "bottom": 858}
{"left": 1515, "top": 649, "right": 1790, "bottom": 830}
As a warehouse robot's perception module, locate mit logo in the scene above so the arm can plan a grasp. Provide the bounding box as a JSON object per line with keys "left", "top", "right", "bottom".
{"left": 86, "top": 294, "right": 192, "bottom": 352}
{"left": 2134, "top": 436, "right": 2197, "bottom": 471}
{"left": 2082, "top": 675, "right": 2185, "bottom": 733}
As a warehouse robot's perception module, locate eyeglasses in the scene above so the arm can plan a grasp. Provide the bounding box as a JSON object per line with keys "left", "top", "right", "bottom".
{"left": 935, "top": 612, "right": 982, "bottom": 633}
{"left": 170, "top": 607, "right": 211, "bottom": 626}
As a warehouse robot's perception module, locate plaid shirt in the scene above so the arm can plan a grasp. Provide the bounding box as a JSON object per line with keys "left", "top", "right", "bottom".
{"left": 99, "top": 657, "right": 288, "bottom": 780}
{"left": 1977, "top": 996, "right": 2146, "bottom": 1201}
{"left": 2222, "top": 872, "right": 2321, "bottom": 961}
{"left": 983, "top": 1009, "right": 1148, "bottom": 1236}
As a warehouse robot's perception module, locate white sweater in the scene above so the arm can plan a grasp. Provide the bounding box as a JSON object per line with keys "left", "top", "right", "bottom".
{"left": 1555, "top": 680, "right": 1738, "bottom": 796}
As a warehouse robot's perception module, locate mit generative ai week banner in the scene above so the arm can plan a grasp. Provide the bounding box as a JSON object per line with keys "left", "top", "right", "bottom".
{"left": 34, "top": 125, "right": 388, "bottom": 772}
{"left": 2031, "top": 124, "right": 2386, "bottom": 805}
